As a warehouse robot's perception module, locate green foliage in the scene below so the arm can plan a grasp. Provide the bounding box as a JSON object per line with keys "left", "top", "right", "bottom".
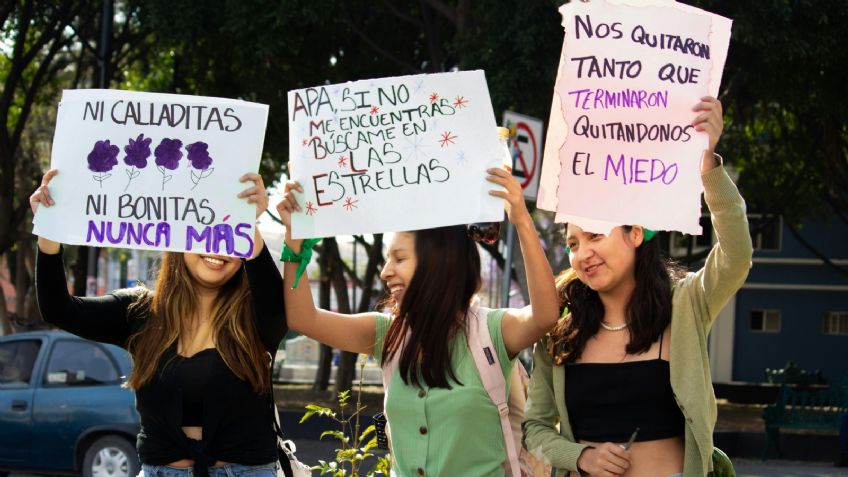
{"left": 300, "top": 359, "right": 390, "bottom": 476}
{"left": 690, "top": 0, "right": 848, "bottom": 223}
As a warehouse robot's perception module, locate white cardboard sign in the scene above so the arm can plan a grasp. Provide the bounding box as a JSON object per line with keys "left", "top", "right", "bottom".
{"left": 537, "top": 0, "right": 732, "bottom": 235}
{"left": 287, "top": 70, "right": 503, "bottom": 239}
{"left": 33, "top": 89, "right": 269, "bottom": 257}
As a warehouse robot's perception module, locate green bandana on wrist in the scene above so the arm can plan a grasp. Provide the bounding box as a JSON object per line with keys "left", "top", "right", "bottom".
{"left": 280, "top": 238, "right": 322, "bottom": 289}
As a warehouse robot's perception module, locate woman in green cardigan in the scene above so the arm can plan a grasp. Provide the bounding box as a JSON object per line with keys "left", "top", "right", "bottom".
{"left": 523, "top": 97, "right": 753, "bottom": 477}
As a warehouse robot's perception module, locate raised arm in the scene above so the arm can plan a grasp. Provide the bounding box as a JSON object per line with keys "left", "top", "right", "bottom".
{"left": 275, "top": 181, "right": 377, "bottom": 356}
{"left": 238, "top": 172, "right": 288, "bottom": 350}
{"left": 31, "top": 169, "right": 136, "bottom": 347}
{"left": 688, "top": 97, "right": 753, "bottom": 325}
{"left": 486, "top": 168, "right": 559, "bottom": 356}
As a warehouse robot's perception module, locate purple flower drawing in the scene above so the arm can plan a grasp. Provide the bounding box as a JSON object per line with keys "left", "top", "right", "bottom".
{"left": 123, "top": 134, "right": 152, "bottom": 191}
{"left": 186, "top": 141, "right": 214, "bottom": 190}
{"left": 154, "top": 138, "right": 183, "bottom": 190}
{"left": 87, "top": 140, "right": 120, "bottom": 187}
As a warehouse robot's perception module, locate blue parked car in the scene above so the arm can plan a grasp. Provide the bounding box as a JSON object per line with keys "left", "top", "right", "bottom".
{"left": 0, "top": 331, "right": 140, "bottom": 477}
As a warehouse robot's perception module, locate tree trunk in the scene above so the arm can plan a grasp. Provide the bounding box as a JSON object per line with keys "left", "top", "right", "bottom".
{"left": 319, "top": 239, "right": 357, "bottom": 395}
{"left": 14, "top": 239, "right": 27, "bottom": 323}
{"left": 0, "top": 281, "right": 12, "bottom": 335}
{"left": 313, "top": 344, "right": 333, "bottom": 392}
{"left": 313, "top": 247, "right": 334, "bottom": 391}
{"left": 21, "top": 238, "right": 41, "bottom": 328}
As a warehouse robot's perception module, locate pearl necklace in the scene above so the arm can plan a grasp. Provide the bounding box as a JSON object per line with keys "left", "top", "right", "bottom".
{"left": 600, "top": 321, "right": 627, "bottom": 332}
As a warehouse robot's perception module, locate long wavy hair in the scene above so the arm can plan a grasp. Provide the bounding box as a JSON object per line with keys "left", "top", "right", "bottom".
{"left": 547, "top": 226, "right": 687, "bottom": 365}
{"left": 125, "top": 252, "right": 269, "bottom": 393}
{"left": 380, "top": 225, "right": 481, "bottom": 389}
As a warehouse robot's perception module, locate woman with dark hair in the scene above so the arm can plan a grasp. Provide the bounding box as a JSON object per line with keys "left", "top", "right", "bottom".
{"left": 523, "top": 97, "right": 753, "bottom": 477}
{"left": 31, "top": 169, "right": 286, "bottom": 477}
{"left": 276, "top": 167, "right": 560, "bottom": 476}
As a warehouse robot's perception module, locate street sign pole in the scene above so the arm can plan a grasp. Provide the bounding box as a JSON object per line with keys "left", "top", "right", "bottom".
{"left": 500, "top": 222, "right": 515, "bottom": 308}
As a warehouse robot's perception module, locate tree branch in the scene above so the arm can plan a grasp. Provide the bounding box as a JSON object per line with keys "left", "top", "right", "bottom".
{"left": 11, "top": 34, "right": 71, "bottom": 150}
{"left": 342, "top": 17, "right": 421, "bottom": 74}
{"left": 380, "top": 0, "right": 420, "bottom": 27}
{"left": 0, "top": 1, "right": 15, "bottom": 30}
{"left": 0, "top": 0, "right": 34, "bottom": 131}
{"left": 422, "top": 0, "right": 456, "bottom": 26}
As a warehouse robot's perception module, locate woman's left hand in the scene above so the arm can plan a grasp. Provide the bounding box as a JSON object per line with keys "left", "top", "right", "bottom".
{"left": 238, "top": 172, "right": 269, "bottom": 219}
{"left": 486, "top": 167, "right": 531, "bottom": 227}
{"left": 692, "top": 96, "right": 723, "bottom": 156}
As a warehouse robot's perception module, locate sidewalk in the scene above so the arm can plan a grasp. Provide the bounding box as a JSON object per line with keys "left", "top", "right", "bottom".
{"left": 729, "top": 459, "right": 847, "bottom": 477}
{"left": 282, "top": 443, "right": 848, "bottom": 477}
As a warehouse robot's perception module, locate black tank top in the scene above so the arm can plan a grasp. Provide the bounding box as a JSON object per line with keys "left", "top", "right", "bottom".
{"left": 564, "top": 333, "right": 684, "bottom": 442}
{"left": 175, "top": 348, "right": 218, "bottom": 426}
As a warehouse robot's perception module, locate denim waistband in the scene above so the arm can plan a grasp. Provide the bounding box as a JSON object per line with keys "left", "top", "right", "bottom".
{"left": 141, "top": 461, "right": 278, "bottom": 477}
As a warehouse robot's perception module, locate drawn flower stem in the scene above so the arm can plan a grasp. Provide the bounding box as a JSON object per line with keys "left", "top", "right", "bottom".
{"left": 158, "top": 165, "right": 172, "bottom": 191}
{"left": 124, "top": 166, "right": 136, "bottom": 191}
{"left": 190, "top": 168, "right": 214, "bottom": 190}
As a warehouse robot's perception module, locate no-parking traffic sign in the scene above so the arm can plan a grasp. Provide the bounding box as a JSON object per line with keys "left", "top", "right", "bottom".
{"left": 503, "top": 111, "right": 543, "bottom": 201}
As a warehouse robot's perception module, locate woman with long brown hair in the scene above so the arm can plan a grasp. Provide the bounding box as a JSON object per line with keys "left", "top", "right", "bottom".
{"left": 31, "top": 169, "right": 286, "bottom": 477}
{"left": 275, "top": 167, "right": 560, "bottom": 476}
{"left": 522, "top": 97, "right": 753, "bottom": 477}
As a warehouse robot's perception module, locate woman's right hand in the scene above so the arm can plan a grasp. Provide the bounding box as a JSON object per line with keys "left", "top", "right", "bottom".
{"left": 576, "top": 443, "right": 631, "bottom": 477}
{"left": 275, "top": 181, "right": 303, "bottom": 247}
{"left": 30, "top": 169, "right": 61, "bottom": 254}
{"left": 30, "top": 169, "right": 58, "bottom": 215}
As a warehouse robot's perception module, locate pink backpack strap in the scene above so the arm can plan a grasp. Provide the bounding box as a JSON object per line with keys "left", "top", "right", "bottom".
{"left": 466, "top": 306, "right": 521, "bottom": 477}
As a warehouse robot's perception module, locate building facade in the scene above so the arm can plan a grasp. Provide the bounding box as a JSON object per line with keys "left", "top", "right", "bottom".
{"left": 704, "top": 215, "right": 848, "bottom": 383}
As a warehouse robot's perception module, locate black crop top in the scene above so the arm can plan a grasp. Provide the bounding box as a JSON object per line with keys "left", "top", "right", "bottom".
{"left": 36, "top": 245, "right": 287, "bottom": 477}
{"left": 564, "top": 334, "right": 684, "bottom": 443}
{"left": 175, "top": 348, "right": 217, "bottom": 427}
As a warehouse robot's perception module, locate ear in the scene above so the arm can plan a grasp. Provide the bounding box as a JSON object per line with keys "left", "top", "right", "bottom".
{"left": 630, "top": 226, "right": 646, "bottom": 247}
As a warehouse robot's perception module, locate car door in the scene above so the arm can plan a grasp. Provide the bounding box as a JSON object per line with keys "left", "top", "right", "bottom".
{"left": 0, "top": 337, "right": 44, "bottom": 466}
{"left": 31, "top": 338, "right": 125, "bottom": 471}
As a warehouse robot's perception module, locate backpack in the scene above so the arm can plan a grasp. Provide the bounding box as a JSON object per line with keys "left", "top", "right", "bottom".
{"left": 381, "top": 305, "right": 551, "bottom": 477}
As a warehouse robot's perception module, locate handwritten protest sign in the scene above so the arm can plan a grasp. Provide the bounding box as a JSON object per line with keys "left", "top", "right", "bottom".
{"left": 287, "top": 70, "right": 503, "bottom": 239}
{"left": 33, "top": 89, "right": 269, "bottom": 257}
{"left": 536, "top": 0, "right": 732, "bottom": 235}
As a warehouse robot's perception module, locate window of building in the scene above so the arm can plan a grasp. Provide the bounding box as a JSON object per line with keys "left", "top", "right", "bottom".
{"left": 750, "top": 309, "right": 781, "bottom": 333}
{"left": 747, "top": 215, "right": 782, "bottom": 251}
{"left": 824, "top": 312, "right": 848, "bottom": 336}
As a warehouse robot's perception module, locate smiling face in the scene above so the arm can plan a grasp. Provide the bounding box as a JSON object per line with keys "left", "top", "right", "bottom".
{"left": 380, "top": 232, "right": 418, "bottom": 306}
{"left": 182, "top": 252, "right": 242, "bottom": 292}
{"left": 565, "top": 224, "right": 642, "bottom": 296}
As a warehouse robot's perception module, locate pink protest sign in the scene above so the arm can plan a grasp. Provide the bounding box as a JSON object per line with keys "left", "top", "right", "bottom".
{"left": 537, "top": 0, "right": 732, "bottom": 235}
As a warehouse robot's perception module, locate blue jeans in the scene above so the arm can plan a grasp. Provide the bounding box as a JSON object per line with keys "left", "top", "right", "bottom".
{"left": 141, "top": 462, "right": 278, "bottom": 477}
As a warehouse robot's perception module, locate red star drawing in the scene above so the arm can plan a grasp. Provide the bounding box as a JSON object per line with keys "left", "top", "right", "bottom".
{"left": 439, "top": 131, "right": 458, "bottom": 147}
{"left": 302, "top": 138, "right": 308, "bottom": 146}
{"left": 305, "top": 202, "right": 317, "bottom": 216}
{"left": 429, "top": 92, "right": 439, "bottom": 103}
{"left": 338, "top": 155, "right": 348, "bottom": 168}
{"left": 369, "top": 105, "right": 380, "bottom": 115}
{"left": 342, "top": 197, "right": 359, "bottom": 211}
{"left": 453, "top": 96, "right": 468, "bottom": 108}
